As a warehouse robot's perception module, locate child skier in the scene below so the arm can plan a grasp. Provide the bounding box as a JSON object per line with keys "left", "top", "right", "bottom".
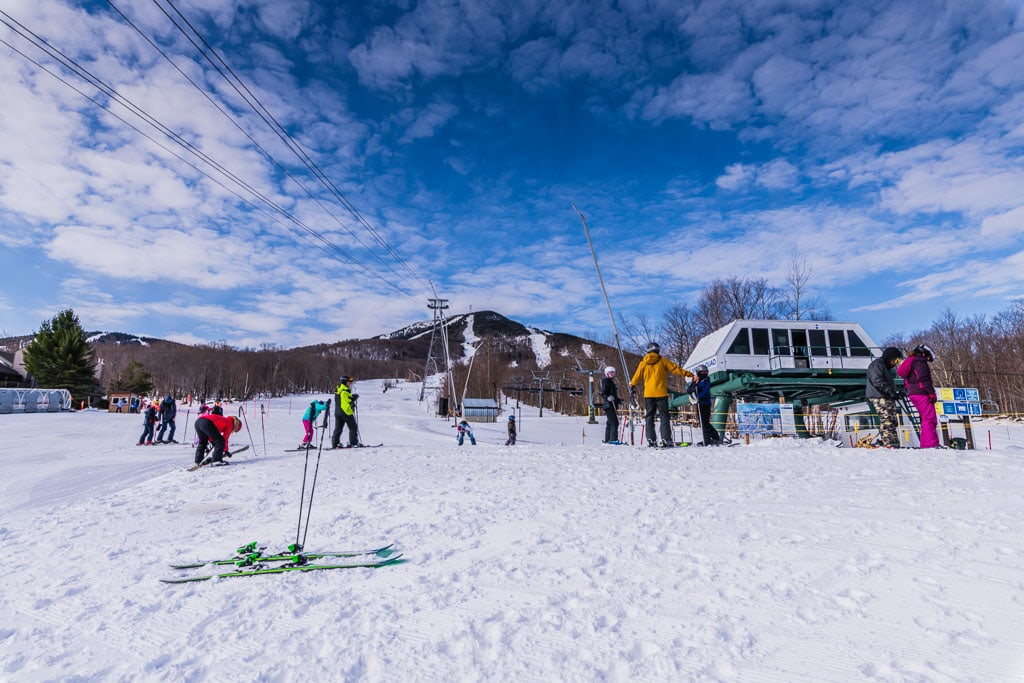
{"left": 504, "top": 414, "right": 517, "bottom": 445}
{"left": 456, "top": 419, "right": 476, "bottom": 446}
{"left": 138, "top": 401, "right": 158, "bottom": 445}
{"left": 300, "top": 399, "right": 327, "bottom": 448}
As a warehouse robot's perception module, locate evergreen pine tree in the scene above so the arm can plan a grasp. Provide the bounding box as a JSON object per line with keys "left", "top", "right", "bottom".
{"left": 110, "top": 359, "right": 154, "bottom": 395}
{"left": 22, "top": 309, "right": 98, "bottom": 403}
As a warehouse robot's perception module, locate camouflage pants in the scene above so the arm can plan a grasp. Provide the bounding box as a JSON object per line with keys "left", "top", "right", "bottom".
{"left": 870, "top": 398, "right": 900, "bottom": 448}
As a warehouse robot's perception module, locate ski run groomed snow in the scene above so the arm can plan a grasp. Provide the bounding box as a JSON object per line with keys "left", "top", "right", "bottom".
{"left": 1, "top": 379, "right": 1023, "bottom": 681}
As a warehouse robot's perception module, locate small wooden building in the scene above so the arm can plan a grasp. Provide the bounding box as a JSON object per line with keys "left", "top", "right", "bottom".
{"left": 108, "top": 392, "right": 141, "bottom": 413}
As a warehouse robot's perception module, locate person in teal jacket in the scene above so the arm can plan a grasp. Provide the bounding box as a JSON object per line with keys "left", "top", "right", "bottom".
{"left": 331, "top": 376, "right": 360, "bottom": 448}
{"left": 299, "top": 399, "right": 327, "bottom": 449}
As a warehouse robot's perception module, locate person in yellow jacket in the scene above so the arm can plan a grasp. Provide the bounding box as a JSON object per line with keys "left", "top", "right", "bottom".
{"left": 630, "top": 342, "right": 695, "bottom": 447}
{"left": 331, "top": 376, "right": 360, "bottom": 448}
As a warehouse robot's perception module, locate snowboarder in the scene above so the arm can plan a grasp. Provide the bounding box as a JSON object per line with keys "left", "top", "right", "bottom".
{"left": 600, "top": 366, "right": 620, "bottom": 444}
{"left": 155, "top": 394, "right": 177, "bottom": 443}
{"left": 687, "top": 365, "right": 722, "bottom": 446}
{"left": 193, "top": 413, "right": 242, "bottom": 466}
{"left": 505, "top": 414, "right": 517, "bottom": 446}
{"left": 630, "top": 342, "right": 695, "bottom": 447}
{"left": 300, "top": 399, "right": 327, "bottom": 448}
{"left": 866, "top": 346, "right": 904, "bottom": 448}
{"left": 457, "top": 420, "right": 476, "bottom": 446}
{"left": 331, "top": 376, "right": 360, "bottom": 448}
{"left": 138, "top": 401, "right": 158, "bottom": 445}
{"left": 897, "top": 344, "right": 939, "bottom": 448}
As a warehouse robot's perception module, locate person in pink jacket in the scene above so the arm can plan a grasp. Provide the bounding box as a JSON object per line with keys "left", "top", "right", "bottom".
{"left": 897, "top": 344, "right": 939, "bottom": 448}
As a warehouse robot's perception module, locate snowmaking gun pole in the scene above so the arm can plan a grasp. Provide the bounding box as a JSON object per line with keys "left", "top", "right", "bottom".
{"left": 572, "top": 203, "right": 637, "bottom": 445}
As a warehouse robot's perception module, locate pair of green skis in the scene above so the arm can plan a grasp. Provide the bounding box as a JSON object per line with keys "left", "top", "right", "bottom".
{"left": 161, "top": 542, "right": 403, "bottom": 583}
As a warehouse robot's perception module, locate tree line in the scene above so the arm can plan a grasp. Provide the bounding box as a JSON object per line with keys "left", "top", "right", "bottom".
{"left": 16, "top": 284, "right": 1024, "bottom": 417}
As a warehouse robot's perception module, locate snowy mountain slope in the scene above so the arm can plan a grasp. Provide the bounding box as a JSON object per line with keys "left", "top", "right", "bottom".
{"left": 1, "top": 380, "right": 1023, "bottom": 681}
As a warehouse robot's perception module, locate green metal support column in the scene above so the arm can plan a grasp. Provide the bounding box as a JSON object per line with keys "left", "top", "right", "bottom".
{"left": 712, "top": 394, "right": 731, "bottom": 434}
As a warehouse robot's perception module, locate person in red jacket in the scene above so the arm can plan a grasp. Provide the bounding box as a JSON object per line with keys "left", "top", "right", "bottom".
{"left": 193, "top": 413, "right": 242, "bottom": 465}
{"left": 897, "top": 344, "right": 939, "bottom": 448}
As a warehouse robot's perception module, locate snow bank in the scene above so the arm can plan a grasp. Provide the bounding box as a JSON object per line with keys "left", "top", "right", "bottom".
{"left": 1, "top": 379, "right": 1022, "bottom": 680}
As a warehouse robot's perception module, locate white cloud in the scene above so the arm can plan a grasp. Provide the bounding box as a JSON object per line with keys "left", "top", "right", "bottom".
{"left": 398, "top": 100, "right": 459, "bottom": 142}
{"left": 716, "top": 159, "right": 799, "bottom": 191}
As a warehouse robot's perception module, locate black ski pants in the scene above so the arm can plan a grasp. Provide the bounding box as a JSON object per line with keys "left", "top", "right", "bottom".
{"left": 644, "top": 396, "right": 672, "bottom": 445}
{"left": 696, "top": 402, "right": 720, "bottom": 444}
{"left": 194, "top": 417, "right": 225, "bottom": 464}
{"left": 156, "top": 416, "right": 176, "bottom": 442}
{"left": 332, "top": 411, "right": 359, "bottom": 448}
{"left": 604, "top": 403, "right": 619, "bottom": 442}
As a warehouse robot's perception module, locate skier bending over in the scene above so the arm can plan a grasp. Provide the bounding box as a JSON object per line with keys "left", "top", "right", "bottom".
{"left": 300, "top": 399, "right": 327, "bottom": 448}
{"left": 193, "top": 413, "right": 242, "bottom": 465}
{"left": 457, "top": 420, "right": 476, "bottom": 446}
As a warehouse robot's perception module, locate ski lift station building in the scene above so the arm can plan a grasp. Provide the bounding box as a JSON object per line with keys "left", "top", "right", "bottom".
{"left": 680, "top": 320, "right": 885, "bottom": 435}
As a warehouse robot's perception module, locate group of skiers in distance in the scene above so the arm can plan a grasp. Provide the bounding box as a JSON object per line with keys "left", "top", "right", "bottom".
{"left": 130, "top": 340, "right": 940, "bottom": 461}
{"left": 600, "top": 341, "right": 722, "bottom": 448}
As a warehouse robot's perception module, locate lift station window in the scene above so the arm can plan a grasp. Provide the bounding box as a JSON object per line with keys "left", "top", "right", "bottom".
{"left": 727, "top": 328, "right": 751, "bottom": 354}
{"left": 752, "top": 328, "right": 770, "bottom": 355}
{"left": 828, "top": 329, "right": 847, "bottom": 356}
{"left": 809, "top": 329, "right": 827, "bottom": 356}
{"left": 848, "top": 330, "right": 871, "bottom": 357}
{"left": 771, "top": 328, "right": 791, "bottom": 355}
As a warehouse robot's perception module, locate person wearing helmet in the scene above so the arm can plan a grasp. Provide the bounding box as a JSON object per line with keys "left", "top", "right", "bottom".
{"left": 137, "top": 399, "right": 159, "bottom": 445}
{"left": 687, "top": 365, "right": 722, "bottom": 446}
{"left": 299, "top": 399, "right": 328, "bottom": 449}
{"left": 897, "top": 344, "right": 939, "bottom": 447}
{"left": 600, "top": 366, "right": 621, "bottom": 444}
{"left": 331, "top": 375, "right": 360, "bottom": 448}
{"left": 192, "top": 412, "right": 242, "bottom": 465}
{"left": 155, "top": 394, "right": 178, "bottom": 443}
{"left": 866, "top": 346, "right": 904, "bottom": 448}
{"left": 505, "top": 413, "right": 517, "bottom": 446}
{"left": 630, "top": 342, "right": 696, "bottom": 447}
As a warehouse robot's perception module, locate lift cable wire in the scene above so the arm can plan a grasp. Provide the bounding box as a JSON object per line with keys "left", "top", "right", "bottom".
{"left": 0, "top": 13, "right": 411, "bottom": 297}
{"left": 102, "top": 0, "right": 426, "bottom": 296}
{"left": 151, "top": 0, "right": 429, "bottom": 291}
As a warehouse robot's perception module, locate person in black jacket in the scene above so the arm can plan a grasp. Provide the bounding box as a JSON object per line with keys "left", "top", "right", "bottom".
{"left": 687, "top": 365, "right": 721, "bottom": 446}
{"left": 865, "top": 346, "right": 903, "bottom": 448}
{"left": 601, "top": 366, "right": 620, "bottom": 444}
{"left": 155, "top": 395, "right": 177, "bottom": 443}
{"left": 138, "top": 400, "right": 158, "bottom": 445}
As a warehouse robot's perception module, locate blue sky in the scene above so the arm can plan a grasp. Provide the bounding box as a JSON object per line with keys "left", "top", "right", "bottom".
{"left": 1, "top": 0, "right": 1023, "bottom": 350}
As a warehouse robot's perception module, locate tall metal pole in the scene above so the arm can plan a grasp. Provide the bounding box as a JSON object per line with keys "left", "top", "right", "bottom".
{"left": 572, "top": 203, "right": 636, "bottom": 444}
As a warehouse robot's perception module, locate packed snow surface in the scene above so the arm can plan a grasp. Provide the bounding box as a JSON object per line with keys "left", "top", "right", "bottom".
{"left": 2, "top": 379, "right": 1023, "bottom": 681}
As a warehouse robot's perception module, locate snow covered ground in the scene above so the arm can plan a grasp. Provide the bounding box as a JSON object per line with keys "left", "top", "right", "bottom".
{"left": 2, "top": 379, "right": 1023, "bottom": 681}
